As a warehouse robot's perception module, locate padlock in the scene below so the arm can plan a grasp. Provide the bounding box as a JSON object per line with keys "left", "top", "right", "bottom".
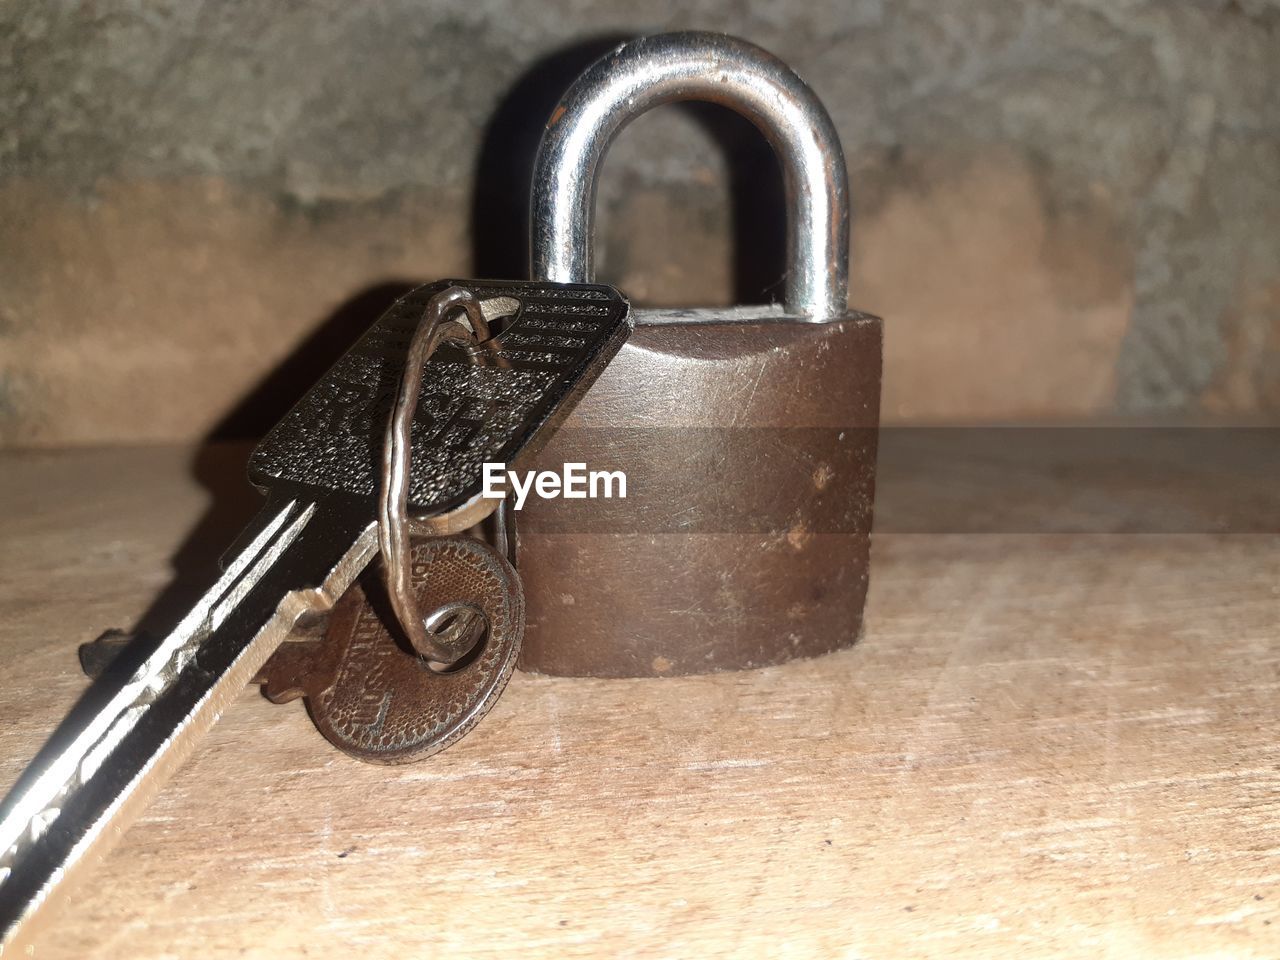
{"left": 518, "top": 32, "right": 882, "bottom": 677}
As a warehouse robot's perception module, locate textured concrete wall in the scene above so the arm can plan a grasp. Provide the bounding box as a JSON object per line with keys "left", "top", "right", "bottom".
{"left": 2, "top": 1, "right": 1278, "bottom": 445}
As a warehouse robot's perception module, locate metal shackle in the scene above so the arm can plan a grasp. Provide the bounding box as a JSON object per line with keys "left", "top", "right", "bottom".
{"left": 530, "top": 31, "right": 851, "bottom": 322}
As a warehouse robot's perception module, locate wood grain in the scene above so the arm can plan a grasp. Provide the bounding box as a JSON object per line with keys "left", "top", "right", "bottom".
{"left": 1, "top": 446, "right": 1278, "bottom": 958}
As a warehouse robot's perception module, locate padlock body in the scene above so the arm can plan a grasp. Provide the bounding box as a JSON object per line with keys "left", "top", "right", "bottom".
{"left": 516, "top": 308, "right": 882, "bottom": 677}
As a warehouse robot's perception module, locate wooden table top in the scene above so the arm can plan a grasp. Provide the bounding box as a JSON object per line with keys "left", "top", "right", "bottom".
{"left": 1, "top": 445, "right": 1277, "bottom": 958}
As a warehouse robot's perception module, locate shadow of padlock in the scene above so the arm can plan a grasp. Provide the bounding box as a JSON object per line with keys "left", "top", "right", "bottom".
{"left": 517, "top": 32, "right": 882, "bottom": 677}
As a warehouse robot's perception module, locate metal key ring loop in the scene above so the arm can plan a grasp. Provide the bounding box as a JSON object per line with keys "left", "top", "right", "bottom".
{"left": 379, "top": 286, "right": 493, "bottom": 666}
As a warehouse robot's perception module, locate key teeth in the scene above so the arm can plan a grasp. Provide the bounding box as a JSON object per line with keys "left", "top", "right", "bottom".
{"left": 78, "top": 630, "right": 144, "bottom": 680}
{"left": 254, "top": 639, "right": 326, "bottom": 704}
{"left": 259, "top": 681, "right": 306, "bottom": 705}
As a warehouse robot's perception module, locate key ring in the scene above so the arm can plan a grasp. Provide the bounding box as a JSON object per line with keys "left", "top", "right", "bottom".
{"left": 379, "top": 285, "right": 496, "bottom": 666}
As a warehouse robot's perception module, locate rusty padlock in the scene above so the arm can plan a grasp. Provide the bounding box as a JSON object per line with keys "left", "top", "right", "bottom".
{"left": 516, "top": 32, "right": 882, "bottom": 677}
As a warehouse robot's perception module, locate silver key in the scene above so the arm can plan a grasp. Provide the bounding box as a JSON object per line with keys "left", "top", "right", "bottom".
{"left": 0, "top": 279, "right": 630, "bottom": 949}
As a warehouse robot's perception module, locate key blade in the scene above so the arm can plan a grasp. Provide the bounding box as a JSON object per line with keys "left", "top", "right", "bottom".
{"left": 0, "top": 495, "right": 377, "bottom": 952}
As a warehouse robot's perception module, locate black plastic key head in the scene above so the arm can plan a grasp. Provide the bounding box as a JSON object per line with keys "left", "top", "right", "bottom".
{"left": 248, "top": 279, "right": 631, "bottom": 522}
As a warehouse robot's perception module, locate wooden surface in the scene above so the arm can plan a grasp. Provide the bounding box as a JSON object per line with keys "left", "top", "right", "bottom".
{"left": 1, "top": 445, "right": 1278, "bottom": 958}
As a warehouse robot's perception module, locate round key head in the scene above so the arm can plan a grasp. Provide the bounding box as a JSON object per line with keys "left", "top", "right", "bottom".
{"left": 304, "top": 536, "right": 524, "bottom": 764}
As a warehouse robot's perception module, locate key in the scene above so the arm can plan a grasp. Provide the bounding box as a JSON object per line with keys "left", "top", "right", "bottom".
{"left": 278, "top": 535, "right": 524, "bottom": 764}
{"left": 0, "top": 278, "right": 630, "bottom": 950}
{"left": 79, "top": 535, "right": 521, "bottom": 765}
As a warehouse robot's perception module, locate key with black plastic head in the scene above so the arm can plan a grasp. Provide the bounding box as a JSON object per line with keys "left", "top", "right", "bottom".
{"left": 0, "top": 279, "right": 630, "bottom": 951}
